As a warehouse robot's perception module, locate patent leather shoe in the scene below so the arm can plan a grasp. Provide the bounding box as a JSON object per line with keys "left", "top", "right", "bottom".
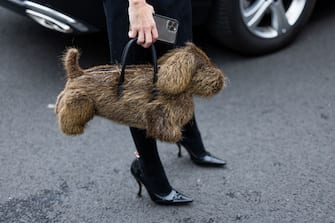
{"left": 130, "top": 159, "right": 193, "bottom": 205}
{"left": 177, "top": 143, "right": 226, "bottom": 167}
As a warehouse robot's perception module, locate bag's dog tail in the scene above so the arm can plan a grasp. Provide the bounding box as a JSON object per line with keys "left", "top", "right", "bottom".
{"left": 63, "top": 48, "right": 84, "bottom": 79}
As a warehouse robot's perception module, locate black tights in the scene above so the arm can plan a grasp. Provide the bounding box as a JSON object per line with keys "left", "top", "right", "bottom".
{"left": 179, "top": 115, "right": 206, "bottom": 156}
{"left": 130, "top": 115, "right": 205, "bottom": 194}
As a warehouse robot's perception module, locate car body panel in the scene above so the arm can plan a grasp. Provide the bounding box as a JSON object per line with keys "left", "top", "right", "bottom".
{"left": 0, "top": 0, "right": 212, "bottom": 34}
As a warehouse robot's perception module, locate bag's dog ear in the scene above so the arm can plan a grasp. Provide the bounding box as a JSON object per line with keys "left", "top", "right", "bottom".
{"left": 157, "top": 49, "right": 195, "bottom": 95}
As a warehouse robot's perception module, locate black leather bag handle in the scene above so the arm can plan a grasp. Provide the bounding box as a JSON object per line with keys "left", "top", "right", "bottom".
{"left": 117, "top": 38, "right": 158, "bottom": 101}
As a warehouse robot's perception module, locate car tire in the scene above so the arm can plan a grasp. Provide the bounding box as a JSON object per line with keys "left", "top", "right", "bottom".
{"left": 208, "top": 0, "right": 317, "bottom": 55}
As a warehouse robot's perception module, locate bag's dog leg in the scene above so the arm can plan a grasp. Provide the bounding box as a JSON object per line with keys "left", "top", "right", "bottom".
{"left": 56, "top": 93, "right": 94, "bottom": 135}
{"left": 145, "top": 105, "right": 182, "bottom": 142}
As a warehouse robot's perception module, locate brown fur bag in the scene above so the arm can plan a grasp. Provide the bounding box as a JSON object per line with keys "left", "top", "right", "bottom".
{"left": 55, "top": 42, "right": 225, "bottom": 142}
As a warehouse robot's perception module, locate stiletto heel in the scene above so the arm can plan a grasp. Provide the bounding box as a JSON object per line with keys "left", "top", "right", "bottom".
{"left": 177, "top": 142, "right": 182, "bottom": 157}
{"left": 136, "top": 179, "right": 142, "bottom": 197}
{"left": 130, "top": 158, "right": 193, "bottom": 205}
{"left": 176, "top": 143, "right": 226, "bottom": 167}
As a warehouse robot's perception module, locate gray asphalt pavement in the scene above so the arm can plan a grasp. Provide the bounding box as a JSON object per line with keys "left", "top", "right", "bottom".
{"left": 0, "top": 2, "right": 335, "bottom": 223}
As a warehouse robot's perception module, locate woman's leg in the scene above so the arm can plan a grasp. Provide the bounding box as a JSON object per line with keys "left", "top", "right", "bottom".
{"left": 179, "top": 115, "right": 206, "bottom": 156}
{"left": 103, "top": 0, "right": 193, "bottom": 204}
{"left": 103, "top": 0, "right": 171, "bottom": 195}
{"left": 179, "top": 115, "right": 227, "bottom": 166}
{"left": 147, "top": 0, "right": 225, "bottom": 165}
{"left": 129, "top": 127, "right": 171, "bottom": 195}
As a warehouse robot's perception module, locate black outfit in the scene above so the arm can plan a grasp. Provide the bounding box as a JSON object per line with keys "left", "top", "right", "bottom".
{"left": 103, "top": 0, "right": 225, "bottom": 202}
{"left": 103, "top": 0, "right": 192, "bottom": 64}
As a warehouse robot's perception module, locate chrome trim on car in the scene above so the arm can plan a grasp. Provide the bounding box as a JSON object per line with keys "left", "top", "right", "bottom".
{"left": 24, "top": 1, "right": 89, "bottom": 33}
{"left": 5, "top": 0, "right": 90, "bottom": 33}
{"left": 25, "top": 9, "right": 73, "bottom": 33}
{"left": 24, "top": 1, "right": 76, "bottom": 23}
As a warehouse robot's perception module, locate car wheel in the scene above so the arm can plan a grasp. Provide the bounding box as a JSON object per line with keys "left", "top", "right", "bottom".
{"left": 208, "top": 0, "right": 317, "bottom": 55}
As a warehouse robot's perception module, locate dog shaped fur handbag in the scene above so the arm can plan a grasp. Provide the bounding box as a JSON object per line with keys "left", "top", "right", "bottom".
{"left": 55, "top": 41, "right": 225, "bottom": 142}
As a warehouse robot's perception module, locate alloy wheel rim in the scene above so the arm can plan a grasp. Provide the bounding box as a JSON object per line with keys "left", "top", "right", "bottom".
{"left": 240, "top": 0, "right": 307, "bottom": 38}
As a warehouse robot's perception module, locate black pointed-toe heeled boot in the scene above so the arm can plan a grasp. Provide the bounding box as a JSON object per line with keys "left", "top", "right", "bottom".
{"left": 178, "top": 115, "right": 226, "bottom": 167}
{"left": 177, "top": 142, "right": 226, "bottom": 166}
{"left": 129, "top": 127, "right": 193, "bottom": 205}
{"left": 130, "top": 158, "right": 193, "bottom": 205}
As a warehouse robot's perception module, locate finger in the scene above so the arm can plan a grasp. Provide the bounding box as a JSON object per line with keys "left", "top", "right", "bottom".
{"left": 143, "top": 30, "right": 153, "bottom": 48}
{"left": 128, "top": 29, "right": 137, "bottom": 39}
{"left": 137, "top": 31, "right": 145, "bottom": 45}
{"left": 152, "top": 26, "right": 158, "bottom": 42}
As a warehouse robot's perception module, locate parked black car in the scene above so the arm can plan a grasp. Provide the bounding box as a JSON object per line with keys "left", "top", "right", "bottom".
{"left": 1, "top": 0, "right": 317, "bottom": 55}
